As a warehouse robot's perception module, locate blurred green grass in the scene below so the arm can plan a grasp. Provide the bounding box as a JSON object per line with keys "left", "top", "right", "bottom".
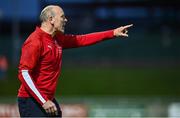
{"left": 58, "top": 67, "right": 180, "bottom": 96}
{"left": 0, "top": 67, "right": 180, "bottom": 97}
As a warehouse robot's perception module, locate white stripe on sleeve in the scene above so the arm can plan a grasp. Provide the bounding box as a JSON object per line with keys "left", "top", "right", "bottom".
{"left": 21, "top": 70, "right": 46, "bottom": 104}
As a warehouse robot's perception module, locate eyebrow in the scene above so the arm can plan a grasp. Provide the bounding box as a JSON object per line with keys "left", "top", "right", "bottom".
{"left": 61, "top": 14, "right": 65, "bottom": 18}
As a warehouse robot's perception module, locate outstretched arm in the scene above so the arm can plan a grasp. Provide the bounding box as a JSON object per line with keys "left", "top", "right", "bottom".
{"left": 56, "top": 24, "right": 133, "bottom": 49}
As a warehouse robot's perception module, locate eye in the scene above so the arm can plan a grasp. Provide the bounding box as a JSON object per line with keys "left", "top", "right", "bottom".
{"left": 61, "top": 15, "right": 66, "bottom": 19}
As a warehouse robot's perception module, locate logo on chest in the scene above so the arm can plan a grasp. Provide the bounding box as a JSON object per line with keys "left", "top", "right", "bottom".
{"left": 47, "top": 45, "right": 52, "bottom": 49}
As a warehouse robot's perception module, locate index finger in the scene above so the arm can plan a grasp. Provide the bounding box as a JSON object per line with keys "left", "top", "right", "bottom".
{"left": 123, "top": 24, "right": 133, "bottom": 29}
{"left": 54, "top": 105, "right": 57, "bottom": 112}
{"left": 55, "top": 111, "right": 58, "bottom": 116}
{"left": 53, "top": 106, "right": 58, "bottom": 116}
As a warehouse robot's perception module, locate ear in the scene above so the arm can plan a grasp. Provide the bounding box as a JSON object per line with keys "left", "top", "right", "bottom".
{"left": 49, "top": 16, "right": 55, "bottom": 25}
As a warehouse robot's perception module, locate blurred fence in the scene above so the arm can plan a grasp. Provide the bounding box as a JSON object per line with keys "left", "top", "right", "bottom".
{"left": 1, "top": 97, "right": 180, "bottom": 117}
{"left": 0, "top": 103, "right": 87, "bottom": 117}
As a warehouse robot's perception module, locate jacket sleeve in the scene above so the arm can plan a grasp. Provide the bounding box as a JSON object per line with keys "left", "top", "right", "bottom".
{"left": 18, "top": 38, "right": 48, "bottom": 105}
{"left": 55, "top": 30, "right": 114, "bottom": 49}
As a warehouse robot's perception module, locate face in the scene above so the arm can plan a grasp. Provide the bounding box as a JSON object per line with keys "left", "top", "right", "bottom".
{"left": 52, "top": 7, "right": 67, "bottom": 33}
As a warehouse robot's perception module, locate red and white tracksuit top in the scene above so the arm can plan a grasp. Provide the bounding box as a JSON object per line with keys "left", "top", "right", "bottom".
{"left": 18, "top": 27, "right": 114, "bottom": 105}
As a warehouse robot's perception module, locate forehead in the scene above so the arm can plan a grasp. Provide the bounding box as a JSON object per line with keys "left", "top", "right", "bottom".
{"left": 54, "top": 7, "right": 65, "bottom": 16}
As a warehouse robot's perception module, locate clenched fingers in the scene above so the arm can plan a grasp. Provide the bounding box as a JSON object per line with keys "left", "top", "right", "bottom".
{"left": 42, "top": 100, "right": 58, "bottom": 116}
{"left": 45, "top": 106, "right": 57, "bottom": 116}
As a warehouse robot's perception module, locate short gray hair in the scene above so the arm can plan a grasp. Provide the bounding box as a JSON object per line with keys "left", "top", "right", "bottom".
{"left": 39, "top": 5, "right": 56, "bottom": 22}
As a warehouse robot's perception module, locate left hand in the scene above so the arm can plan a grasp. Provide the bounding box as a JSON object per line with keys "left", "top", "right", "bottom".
{"left": 114, "top": 24, "right": 133, "bottom": 37}
{"left": 42, "top": 100, "right": 58, "bottom": 116}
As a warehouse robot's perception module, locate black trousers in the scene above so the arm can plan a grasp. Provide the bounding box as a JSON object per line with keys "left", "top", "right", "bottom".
{"left": 18, "top": 97, "right": 62, "bottom": 117}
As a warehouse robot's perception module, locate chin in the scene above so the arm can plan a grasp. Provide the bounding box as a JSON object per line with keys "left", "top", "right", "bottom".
{"left": 59, "top": 30, "right": 64, "bottom": 34}
{"left": 60, "top": 29, "right": 65, "bottom": 33}
{"left": 56, "top": 28, "right": 64, "bottom": 33}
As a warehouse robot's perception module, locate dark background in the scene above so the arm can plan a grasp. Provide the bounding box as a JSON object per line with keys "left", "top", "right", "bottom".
{"left": 0, "top": 0, "right": 180, "bottom": 97}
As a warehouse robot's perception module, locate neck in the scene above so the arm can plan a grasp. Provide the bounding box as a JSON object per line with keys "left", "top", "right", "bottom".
{"left": 40, "top": 23, "right": 56, "bottom": 37}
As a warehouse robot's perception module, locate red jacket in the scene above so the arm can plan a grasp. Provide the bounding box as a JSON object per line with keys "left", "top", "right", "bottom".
{"left": 18, "top": 27, "right": 114, "bottom": 105}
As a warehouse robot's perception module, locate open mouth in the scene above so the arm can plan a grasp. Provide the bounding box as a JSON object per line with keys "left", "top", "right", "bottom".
{"left": 63, "top": 23, "right": 66, "bottom": 27}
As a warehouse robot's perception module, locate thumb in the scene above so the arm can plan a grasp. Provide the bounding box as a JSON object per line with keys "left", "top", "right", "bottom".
{"left": 121, "top": 33, "right": 128, "bottom": 37}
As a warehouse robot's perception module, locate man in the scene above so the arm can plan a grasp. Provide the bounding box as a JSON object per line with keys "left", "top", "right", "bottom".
{"left": 17, "top": 5, "right": 133, "bottom": 117}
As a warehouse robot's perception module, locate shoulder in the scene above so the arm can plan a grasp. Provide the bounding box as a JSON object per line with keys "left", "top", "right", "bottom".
{"left": 23, "top": 31, "right": 42, "bottom": 48}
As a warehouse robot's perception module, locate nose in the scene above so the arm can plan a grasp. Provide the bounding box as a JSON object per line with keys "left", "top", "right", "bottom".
{"left": 65, "top": 17, "right": 68, "bottom": 22}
